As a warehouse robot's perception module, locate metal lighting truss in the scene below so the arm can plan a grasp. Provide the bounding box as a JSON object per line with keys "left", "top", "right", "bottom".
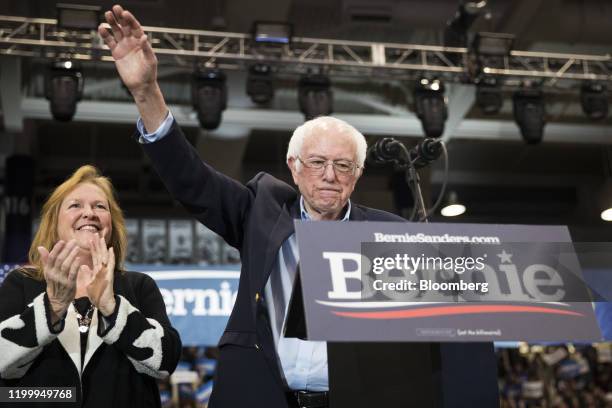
{"left": 0, "top": 14, "right": 610, "bottom": 86}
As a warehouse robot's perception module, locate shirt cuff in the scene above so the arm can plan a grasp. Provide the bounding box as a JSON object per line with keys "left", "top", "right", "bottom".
{"left": 137, "top": 110, "right": 174, "bottom": 144}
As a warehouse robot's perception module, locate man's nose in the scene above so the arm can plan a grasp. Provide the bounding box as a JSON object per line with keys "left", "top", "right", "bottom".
{"left": 322, "top": 162, "right": 337, "bottom": 181}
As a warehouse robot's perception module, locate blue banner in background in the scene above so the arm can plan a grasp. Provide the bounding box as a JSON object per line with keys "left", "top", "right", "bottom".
{"left": 129, "top": 264, "right": 239, "bottom": 346}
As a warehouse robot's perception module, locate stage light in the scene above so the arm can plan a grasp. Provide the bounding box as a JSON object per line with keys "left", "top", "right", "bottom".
{"left": 252, "top": 21, "right": 292, "bottom": 45}
{"left": 472, "top": 32, "right": 515, "bottom": 57}
{"left": 441, "top": 191, "right": 466, "bottom": 217}
{"left": 513, "top": 88, "right": 545, "bottom": 145}
{"left": 298, "top": 74, "right": 333, "bottom": 121}
{"left": 246, "top": 64, "right": 274, "bottom": 104}
{"left": 601, "top": 208, "right": 612, "bottom": 222}
{"left": 581, "top": 82, "right": 608, "bottom": 121}
{"left": 476, "top": 76, "right": 503, "bottom": 115}
{"left": 44, "top": 59, "right": 83, "bottom": 122}
{"left": 444, "top": 1, "right": 487, "bottom": 48}
{"left": 414, "top": 78, "right": 447, "bottom": 138}
{"left": 56, "top": 3, "right": 101, "bottom": 30}
{"left": 191, "top": 68, "right": 227, "bottom": 130}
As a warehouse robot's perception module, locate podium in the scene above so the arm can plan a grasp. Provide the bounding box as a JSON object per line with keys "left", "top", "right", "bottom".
{"left": 290, "top": 220, "right": 603, "bottom": 407}
{"left": 286, "top": 274, "right": 500, "bottom": 408}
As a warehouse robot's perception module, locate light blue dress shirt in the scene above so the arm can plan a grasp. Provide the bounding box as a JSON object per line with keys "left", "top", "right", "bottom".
{"left": 136, "top": 111, "right": 174, "bottom": 144}
{"left": 264, "top": 197, "right": 351, "bottom": 391}
{"left": 137, "top": 113, "right": 352, "bottom": 391}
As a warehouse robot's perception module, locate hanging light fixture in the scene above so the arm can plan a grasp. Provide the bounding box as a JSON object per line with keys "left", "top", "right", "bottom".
{"left": 441, "top": 191, "right": 466, "bottom": 217}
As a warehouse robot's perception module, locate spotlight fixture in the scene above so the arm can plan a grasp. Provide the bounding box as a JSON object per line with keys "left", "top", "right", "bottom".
{"left": 298, "top": 74, "right": 332, "bottom": 121}
{"left": 56, "top": 3, "right": 101, "bottom": 31}
{"left": 598, "top": 180, "right": 612, "bottom": 221}
{"left": 476, "top": 76, "right": 503, "bottom": 115}
{"left": 441, "top": 191, "right": 466, "bottom": 217}
{"left": 471, "top": 32, "right": 515, "bottom": 76}
{"left": 581, "top": 82, "right": 608, "bottom": 121}
{"left": 444, "top": 1, "right": 487, "bottom": 48}
{"left": 252, "top": 21, "right": 293, "bottom": 45}
{"left": 414, "top": 78, "right": 447, "bottom": 138}
{"left": 472, "top": 32, "right": 515, "bottom": 57}
{"left": 601, "top": 208, "right": 612, "bottom": 222}
{"left": 191, "top": 68, "right": 227, "bottom": 130}
{"left": 246, "top": 64, "right": 274, "bottom": 104}
{"left": 44, "top": 59, "right": 83, "bottom": 122}
{"left": 513, "top": 87, "right": 545, "bottom": 145}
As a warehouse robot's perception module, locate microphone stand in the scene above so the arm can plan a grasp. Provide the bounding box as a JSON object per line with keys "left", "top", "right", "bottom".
{"left": 405, "top": 165, "right": 429, "bottom": 223}
{"left": 391, "top": 146, "right": 429, "bottom": 223}
{"left": 369, "top": 138, "right": 445, "bottom": 223}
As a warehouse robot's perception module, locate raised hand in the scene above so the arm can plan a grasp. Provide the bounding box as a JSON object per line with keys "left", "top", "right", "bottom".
{"left": 98, "top": 4, "right": 168, "bottom": 133}
{"left": 98, "top": 4, "right": 157, "bottom": 97}
{"left": 84, "top": 231, "right": 117, "bottom": 317}
{"left": 38, "top": 240, "right": 81, "bottom": 324}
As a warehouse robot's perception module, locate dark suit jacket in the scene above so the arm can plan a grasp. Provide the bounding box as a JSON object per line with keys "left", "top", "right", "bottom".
{"left": 142, "top": 122, "right": 405, "bottom": 407}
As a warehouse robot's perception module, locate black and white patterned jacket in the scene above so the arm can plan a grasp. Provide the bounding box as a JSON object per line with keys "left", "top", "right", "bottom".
{"left": 0, "top": 269, "right": 182, "bottom": 408}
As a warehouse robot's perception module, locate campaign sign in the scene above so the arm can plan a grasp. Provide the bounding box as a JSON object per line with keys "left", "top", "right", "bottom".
{"left": 294, "top": 221, "right": 602, "bottom": 342}
{"left": 135, "top": 266, "right": 239, "bottom": 346}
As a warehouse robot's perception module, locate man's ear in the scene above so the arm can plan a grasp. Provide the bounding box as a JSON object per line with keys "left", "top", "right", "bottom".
{"left": 287, "top": 157, "right": 299, "bottom": 185}
{"left": 355, "top": 166, "right": 364, "bottom": 180}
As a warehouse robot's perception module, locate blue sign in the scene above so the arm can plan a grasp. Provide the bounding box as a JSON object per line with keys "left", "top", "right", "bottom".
{"left": 132, "top": 265, "right": 239, "bottom": 346}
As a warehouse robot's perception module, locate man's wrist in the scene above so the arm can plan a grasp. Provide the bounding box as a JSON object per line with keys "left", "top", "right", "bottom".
{"left": 131, "top": 81, "right": 161, "bottom": 103}
{"left": 133, "top": 82, "right": 169, "bottom": 133}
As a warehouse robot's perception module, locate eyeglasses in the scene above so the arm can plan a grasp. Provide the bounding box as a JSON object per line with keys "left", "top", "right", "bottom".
{"left": 297, "top": 156, "right": 360, "bottom": 175}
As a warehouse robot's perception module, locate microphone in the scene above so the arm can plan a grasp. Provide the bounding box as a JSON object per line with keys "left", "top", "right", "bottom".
{"left": 366, "top": 137, "right": 443, "bottom": 168}
{"left": 366, "top": 138, "right": 407, "bottom": 165}
{"left": 409, "top": 138, "right": 443, "bottom": 169}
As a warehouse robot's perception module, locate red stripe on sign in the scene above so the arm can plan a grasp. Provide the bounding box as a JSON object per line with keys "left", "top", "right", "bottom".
{"left": 332, "top": 305, "right": 584, "bottom": 319}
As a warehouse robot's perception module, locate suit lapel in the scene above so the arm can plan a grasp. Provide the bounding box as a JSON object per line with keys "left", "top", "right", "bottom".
{"left": 349, "top": 203, "right": 366, "bottom": 221}
{"left": 260, "top": 200, "right": 360, "bottom": 285}
{"left": 259, "top": 201, "right": 299, "bottom": 290}
{"left": 257, "top": 200, "right": 299, "bottom": 389}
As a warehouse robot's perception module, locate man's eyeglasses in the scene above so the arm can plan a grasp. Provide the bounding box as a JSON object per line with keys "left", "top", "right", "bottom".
{"left": 297, "top": 156, "right": 360, "bottom": 175}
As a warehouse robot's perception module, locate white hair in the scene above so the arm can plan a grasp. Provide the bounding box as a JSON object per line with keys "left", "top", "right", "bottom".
{"left": 286, "top": 116, "right": 367, "bottom": 170}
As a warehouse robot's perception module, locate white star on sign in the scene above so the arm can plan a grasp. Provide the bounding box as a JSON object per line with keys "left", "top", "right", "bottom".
{"left": 497, "top": 250, "right": 513, "bottom": 264}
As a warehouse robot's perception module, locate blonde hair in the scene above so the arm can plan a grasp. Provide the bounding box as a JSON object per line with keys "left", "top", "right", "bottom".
{"left": 24, "top": 165, "right": 127, "bottom": 280}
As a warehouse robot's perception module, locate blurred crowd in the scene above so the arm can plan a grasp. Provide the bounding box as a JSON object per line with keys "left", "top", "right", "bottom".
{"left": 498, "top": 344, "right": 612, "bottom": 408}
{"left": 158, "top": 346, "right": 219, "bottom": 408}
{"left": 157, "top": 343, "right": 612, "bottom": 408}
